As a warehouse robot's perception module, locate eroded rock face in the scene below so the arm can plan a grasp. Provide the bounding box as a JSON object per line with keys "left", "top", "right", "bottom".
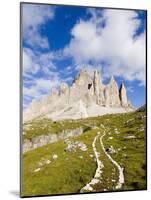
{"left": 23, "top": 127, "right": 83, "bottom": 153}
{"left": 69, "top": 69, "right": 93, "bottom": 104}
{"left": 23, "top": 69, "right": 133, "bottom": 122}
{"left": 60, "top": 82, "right": 69, "bottom": 95}
{"left": 93, "top": 70, "right": 105, "bottom": 105}
{"left": 104, "top": 76, "right": 121, "bottom": 107}
{"left": 94, "top": 70, "right": 101, "bottom": 96}
{"left": 51, "top": 87, "right": 59, "bottom": 97}
{"left": 119, "top": 83, "right": 128, "bottom": 107}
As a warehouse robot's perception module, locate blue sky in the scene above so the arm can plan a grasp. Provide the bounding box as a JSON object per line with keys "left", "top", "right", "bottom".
{"left": 22, "top": 3, "right": 146, "bottom": 109}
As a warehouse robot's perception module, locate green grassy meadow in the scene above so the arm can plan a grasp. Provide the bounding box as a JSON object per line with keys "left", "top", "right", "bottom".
{"left": 21, "top": 108, "right": 146, "bottom": 197}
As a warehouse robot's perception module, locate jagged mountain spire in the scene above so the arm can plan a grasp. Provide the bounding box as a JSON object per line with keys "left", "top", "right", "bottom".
{"left": 104, "top": 75, "right": 121, "bottom": 107}
{"left": 119, "top": 82, "right": 128, "bottom": 107}
{"left": 109, "top": 75, "right": 115, "bottom": 83}
{"left": 93, "top": 70, "right": 101, "bottom": 96}
{"left": 23, "top": 69, "right": 133, "bottom": 122}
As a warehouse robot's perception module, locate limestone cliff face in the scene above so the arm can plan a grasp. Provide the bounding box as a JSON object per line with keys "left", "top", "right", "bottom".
{"left": 93, "top": 70, "right": 105, "bottom": 105}
{"left": 119, "top": 83, "right": 128, "bottom": 107}
{"left": 60, "top": 82, "right": 69, "bottom": 95}
{"left": 69, "top": 69, "right": 94, "bottom": 105}
{"left": 94, "top": 70, "right": 101, "bottom": 96}
{"left": 23, "top": 69, "right": 133, "bottom": 122}
{"left": 104, "top": 76, "right": 121, "bottom": 107}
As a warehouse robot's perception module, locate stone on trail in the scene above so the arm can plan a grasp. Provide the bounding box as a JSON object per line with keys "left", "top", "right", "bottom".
{"left": 90, "top": 178, "right": 100, "bottom": 185}
{"left": 81, "top": 184, "right": 93, "bottom": 192}
{"left": 34, "top": 168, "right": 41, "bottom": 173}
{"left": 46, "top": 160, "right": 51, "bottom": 164}
{"left": 52, "top": 154, "right": 58, "bottom": 160}
{"left": 38, "top": 162, "right": 43, "bottom": 167}
{"left": 106, "top": 146, "right": 117, "bottom": 154}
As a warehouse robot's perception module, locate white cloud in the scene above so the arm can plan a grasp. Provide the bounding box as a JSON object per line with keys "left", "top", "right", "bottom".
{"left": 23, "top": 49, "right": 32, "bottom": 72}
{"left": 64, "top": 9, "right": 146, "bottom": 85}
{"left": 23, "top": 76, "right": 61, "bottom": 102}
{"left": 24, "top": 30, "right": 50, "bottom": 49}
{"left": 22, "top": 4, "right": 60, "bottom": 108}
{"left": 23, "top": 47, "right": 61, "bottom": 107}
{"left": 22, "top": 4, "right": 55, "bottom": 49}
{"left": 127, "top": 86, "right": 134, "bottom": 93}
{"left": 23, "top": 47, "right": 58, "bottom": 77}
{"left": 23, "top": 48, "right": 40, "bottom": 75}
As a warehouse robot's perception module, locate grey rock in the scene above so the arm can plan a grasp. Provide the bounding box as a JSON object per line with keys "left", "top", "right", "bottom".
{"left": 23, "top": 127, "right": 83, "bottom": 153}
{"left": 23, "top": 69, "right": 134, "bottom": 122}
{"left": 119, "top": 83, "right": 128, "bottom": 107}
{"left": 104, "top": 76, "right": 121, "bottom": 107}
{"left": 52, "top": 154, "right": 58, "bottom": 160}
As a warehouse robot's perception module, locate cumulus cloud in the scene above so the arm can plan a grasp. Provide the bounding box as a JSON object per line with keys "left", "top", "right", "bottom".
{"left": 23, "top": 47, "right": 58, "bottom": 77}
{"left": 22, "top": 4, "right": 60, "bottom": 109}
{"left": 23, "top": 77, "right": 60, "bottom": 99}
{"left": 23, "top": 47, "right": 62, "bottom": 108}
{"left": 22, "top": 4, "right": 54, "bottom": 49}
{"left": 64, "top": 9, "right": 146, "bottom": 85}
{"left": 23, "top": 48, "right": 40, "bottom": 75}
{"left": 23, "top": 74, "right": 61, "bottom": 109}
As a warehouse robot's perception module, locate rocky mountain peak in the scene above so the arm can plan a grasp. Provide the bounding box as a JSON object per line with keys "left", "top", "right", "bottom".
{"left": 60, "top": 82, "right": 69, "bottom": 95}
{"left": 119, "top": 82, "right": 128, "bottom": 107}
{"left": 109, "top": 75, "right": 116, "bottom": 84}
{"left": 121, "top": 82, "right": 126, "bottom": 89}
{"left": 72, "top": 69, "right": 91, "bottom": 87}
{"left": 23, "top": 69, "right": 134, "bottom": 122}
{"left": 104, "top": 75, "right": 121, "bottom": 107}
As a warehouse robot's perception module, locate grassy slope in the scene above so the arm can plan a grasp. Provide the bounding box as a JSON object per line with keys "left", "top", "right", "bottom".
{"left": 103, "top": 110, "right": 146, "bottom": 190}
{"left": 22, "top": 109, "right": 146, "bottom": 196}
{"left": 22, "top": 130, "right": 97, "bottom": 196}
{"left": 23, "top": 118, "right": 89, "bottom": 141}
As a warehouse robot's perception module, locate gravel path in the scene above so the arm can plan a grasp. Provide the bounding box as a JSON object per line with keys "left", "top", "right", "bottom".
{"left": 80, "top": 133, "right": 104, "bottom": 193}
{"left": 99, "top": 131, "right": 124, "bottom": 189}
{"left": 80, "top": 125, "right": 124, "bottom": 193}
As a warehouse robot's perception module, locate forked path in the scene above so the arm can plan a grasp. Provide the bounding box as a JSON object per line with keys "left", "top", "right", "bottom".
{"left": 80, "top": 127, "right": 124, "bottom": 193}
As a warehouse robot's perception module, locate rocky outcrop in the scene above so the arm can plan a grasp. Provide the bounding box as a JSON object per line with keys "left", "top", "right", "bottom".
{"left": 23, "top": 69, "right": 134, "bottom": 122}
{"left": 23, "top": 127, "right": 83, "bottom": 153}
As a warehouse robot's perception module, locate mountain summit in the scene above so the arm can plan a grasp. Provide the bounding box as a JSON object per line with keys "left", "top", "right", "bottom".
{"left": 23, "top": 69, "right": 134, "bottom": 122}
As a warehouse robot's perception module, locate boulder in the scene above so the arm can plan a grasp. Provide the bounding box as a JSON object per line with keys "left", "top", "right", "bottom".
{"left": 52, "top": 154, "right": 58, "bottom": 160}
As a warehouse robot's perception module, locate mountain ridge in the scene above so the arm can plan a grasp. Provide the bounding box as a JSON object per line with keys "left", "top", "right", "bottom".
{"left": 23, "top": 69, "right": 134, "bottom": 122}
